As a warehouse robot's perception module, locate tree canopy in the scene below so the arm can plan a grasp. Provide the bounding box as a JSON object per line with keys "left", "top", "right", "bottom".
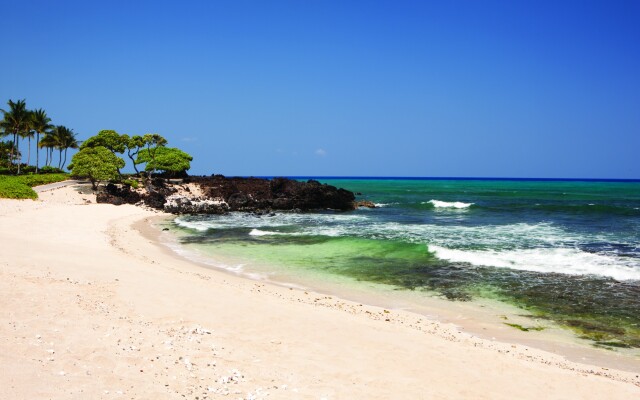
{"left": 136, "top": 146, "right": 192, "bottom": 176}
{"left": 80, "top": 130, "right": 128, "bottom": 154}
{"left": 0, "top": 98, "right": 79, "bottom": 174}
{"left": 68, "top": 146, "right": 125, "bottom": 189}
{"left": 1, "top": 99, "right": 194, "bottom": 182}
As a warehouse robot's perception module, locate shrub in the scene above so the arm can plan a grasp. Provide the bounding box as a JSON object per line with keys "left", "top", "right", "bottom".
{"left": 20, "top": 164, "right": 36, "bottom": 173}
{"left": 123, "top": 179, "right": 139, "bottom": 189}
{"left": 0, "top": 173, "right": 70, "bottom": 199}
{"left": 40, "top": 166, "right": 65, "bottom": 174}
{"left": 0, "top": 177, "right": 38, "bottom": 199}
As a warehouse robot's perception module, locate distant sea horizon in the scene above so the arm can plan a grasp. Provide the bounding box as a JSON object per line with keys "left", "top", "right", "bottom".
{"left": 238, "top": 176, "right": 640, "bottom": 183}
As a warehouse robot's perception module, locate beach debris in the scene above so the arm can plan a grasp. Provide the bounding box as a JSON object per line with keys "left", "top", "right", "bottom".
{"left": 218, "top": 369, "right": 244, "bottom": 384}
{"left": 191, "top": 325, "right": 212, "bottom": 335}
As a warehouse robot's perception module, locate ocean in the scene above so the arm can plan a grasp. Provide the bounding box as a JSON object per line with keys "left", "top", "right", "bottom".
{"left": 167, "top": 178, "right": 640, "bottom": 350}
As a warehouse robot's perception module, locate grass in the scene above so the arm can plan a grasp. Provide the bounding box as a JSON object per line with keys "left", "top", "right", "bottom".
{"left": 0, "top": 173, "right": 70, "bottom": 199}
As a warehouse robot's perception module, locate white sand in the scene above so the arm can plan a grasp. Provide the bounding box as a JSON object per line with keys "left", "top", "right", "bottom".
{"left": 1, "top": 183, "right": 638, "bottom": 399}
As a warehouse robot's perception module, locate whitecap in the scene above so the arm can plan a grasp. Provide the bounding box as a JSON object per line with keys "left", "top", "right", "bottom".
{"left": 373, "top": 202, "right": 399, "bottom": 208}
{"left": 424, "top": 199, "right": 474, "bottom": 209}
{"left": 249, "top": 229, "right": 284, "bottom": 236}
{"left": 174, "top": 217, "right": 212, "bottom": 231}
{"left": 430, "top": 245, "right": 640, "bottom": 281}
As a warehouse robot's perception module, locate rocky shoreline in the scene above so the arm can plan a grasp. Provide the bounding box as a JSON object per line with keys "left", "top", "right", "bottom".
{"left": 96, "top": 175, "right": 365, "bottom": 214}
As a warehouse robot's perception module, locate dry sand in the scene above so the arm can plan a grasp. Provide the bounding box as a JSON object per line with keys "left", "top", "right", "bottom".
{"left": 1, "top": 183, "right": 638, "bottom": 399}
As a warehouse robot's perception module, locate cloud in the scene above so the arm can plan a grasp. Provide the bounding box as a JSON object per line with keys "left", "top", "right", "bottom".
{"left": 315, "top": 148, "right": 327, "bottom": 157}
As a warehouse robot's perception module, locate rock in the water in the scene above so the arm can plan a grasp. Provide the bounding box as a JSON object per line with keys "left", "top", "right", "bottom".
{"left": 355, "top": 200, "right": 377, "bottom": 208}
{"left": 163, "top": 194, "right": 229, "bottom": 214}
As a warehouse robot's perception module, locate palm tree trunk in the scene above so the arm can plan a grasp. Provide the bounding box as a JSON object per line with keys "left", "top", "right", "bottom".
{"left": 35, "top": 133, "right": 40, "bottom": 173}
{"left": 62, "top": 149, "right": 68, "bottom": 170}
{"left": 9, "top": 133, "right": 16, "bottom": 173}
{"left": 58, "top": 149, "right": 63, "bottom": 169}
{"left": 26, "top": 136, "right": 31, "bottom": 167}
{"left": 15, "top": 135, "right": 21, "bottom": 175}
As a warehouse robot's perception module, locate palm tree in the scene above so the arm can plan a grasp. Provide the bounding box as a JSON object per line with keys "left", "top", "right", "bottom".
{"left": 22, "top": 113, "right": 35, "bottom": 167}
{"left": 39, "top": 130, "right": 58, "bottom": 167}
{"left": 0, "top": 99, "right": 30, "bottom": 173}
{"left": 30, "top": 109, "right": 52, "bottom": 173}
{"left": 54, "top": 126, "right": 78, "bottom": 170}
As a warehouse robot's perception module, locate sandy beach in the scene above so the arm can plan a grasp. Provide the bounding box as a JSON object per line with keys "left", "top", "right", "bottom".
{"left": 1, "top": 183, "right": 638, "bottom": 399}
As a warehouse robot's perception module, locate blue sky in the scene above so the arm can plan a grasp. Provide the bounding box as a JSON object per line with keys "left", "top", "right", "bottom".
{"left": 2, "top": 0, "right": 639, "bottom": 178}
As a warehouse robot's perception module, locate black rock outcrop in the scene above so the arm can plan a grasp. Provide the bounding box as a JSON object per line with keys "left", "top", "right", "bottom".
{"left": 191, "top": 175, "right": 356, "bottom": 212}
{"left": 95, "top": 175, "right": 356, "bottom": 214}
{"left": 96, "top": 183, "right": 142, "bottom": 205}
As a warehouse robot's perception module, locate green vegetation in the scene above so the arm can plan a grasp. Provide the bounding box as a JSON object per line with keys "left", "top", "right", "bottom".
{"left": 2, "top": 97, "right": 194, "bottom": 191}
{"left": 0, "top": 173, "right": 69, "bottom": 199}
{"left": 40, "top": 166, "right": 65, "bottom": 174}
{"left": 122, "top": 179, "right": 139, "bottom": 189}
{"left": 68, "top": 147, "right": 125, "bottom": 190}
{"left": 136, "top": 146, "right": 192, "bottom": 176}
{"left": 78, "top": 130, "right": 192, "bottom": 182}
{"left": 1, "top": 99, "right": 78, "bottom": 173}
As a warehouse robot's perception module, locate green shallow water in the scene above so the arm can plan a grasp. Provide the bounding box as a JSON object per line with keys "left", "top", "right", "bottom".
{"left": 171, "top": 178, "right": 640, "bottom": 350}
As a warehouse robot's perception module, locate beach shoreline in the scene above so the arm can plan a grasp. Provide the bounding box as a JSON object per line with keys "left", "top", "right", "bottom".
{"left": 148, "top": 213, "right": 640, "bottom": 374}
{"left": 1, "top": 184, "right": 638, "bottom": 399}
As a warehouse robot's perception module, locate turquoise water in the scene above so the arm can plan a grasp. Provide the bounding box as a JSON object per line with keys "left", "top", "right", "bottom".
{"left": 172, "top": 178, "right": 640, "bottom": 348}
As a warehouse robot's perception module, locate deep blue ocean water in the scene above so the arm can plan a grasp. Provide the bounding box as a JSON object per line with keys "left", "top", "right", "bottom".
{"left": 171, "top": 178, "right": 640, "bottom": 348}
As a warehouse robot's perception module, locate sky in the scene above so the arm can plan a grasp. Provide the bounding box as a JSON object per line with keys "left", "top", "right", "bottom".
{"left": 2, "top": 0, "right": 639, "bottom": 178}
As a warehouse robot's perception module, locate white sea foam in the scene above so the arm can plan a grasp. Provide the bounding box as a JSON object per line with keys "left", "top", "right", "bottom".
{"left": 174, "top": 213, "right": 369, "bottom": 232}
{"left": 373, "top": 202, "right": 399, "bottom": 208}
{"left": 430, "top": 245, "right": 640, "bottom": 281}
{"left": 249, "top": 229, "right": 282, "bottom": 236}
{"left": 424, "top": 200, "right": 474, "bottom": 209}
{"left": 174, "top": 217, "right": 213, "bottom": 231}
{"left": 163, "top": 239, "right": 253, "bottom": 275}
{"left": 368, "top": 221, "right": 578, "bottom": 249}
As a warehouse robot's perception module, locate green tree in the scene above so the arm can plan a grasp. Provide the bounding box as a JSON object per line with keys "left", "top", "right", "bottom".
{"left": 68, "top": 146, "right": 125, "bottom": 190}
{"left": 123, "top": 134, "right": 146, "bottom": 175}
{"left": 0, "top": 99, "right": 30, "bottom": 174}
{"left": 132, "top": 133, "right": 167, "bottom": 177}
{"left": 57, "top": 127, "right": 79, "bottom": 169}
{"left": 81, "top": 130, "right": 128, "bottom": 175}
{"left": 30, "top": 109, "right": 53, "bottom": 173}
{"left": 136, "top": 146, "right": 192, "bottom": 177}
{"left": 39, "top": 130, "right": 58, "bottom": 167}
{"left": 49, "top": 126, "right": 78, "bottom": 169}
{"left": 0, "top": 140, "right": 20, "bottom": 168}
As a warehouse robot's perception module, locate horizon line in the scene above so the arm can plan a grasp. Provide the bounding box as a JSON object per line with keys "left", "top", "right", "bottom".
{"left": 199, "top": 175, "right": 640, "bottom": 183}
